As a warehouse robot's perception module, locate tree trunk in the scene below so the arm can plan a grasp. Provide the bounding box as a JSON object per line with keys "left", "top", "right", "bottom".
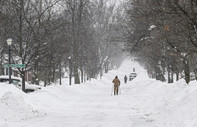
{"left": 34, "top": 60, "right": 39, "bottom": 85}
{"left": 0, "top": 54, "right": 3, "bottom": 75}
{"left": 59, "top": 61, "right": 62, "bottom": 85}
{"left": 21, "top": 69, "right": 26, "bottom": 92}
{"left": 48, "top": 56, "right": 52, "bottom": 85}
{"left": 171, "top": 71, "right": 174, "bottom": 83}
{"left": 80, "top": 66, "right": 83, "bottom": 83}
{"left": 74, "top": 63, "right": 80, "bottom": 84}
{"left": 52, "top": 63, "right": 56, "bottom": 83}
{"left": 69, "top": 58, "right": 72, "bottom": 85}
{"left": 84, "top": 67, "right": 86, "bottom": 82}
{"left": 168, "top": 69, "right": 170, "bottom": 83}
{"left": 105, "top": 62, "right": 109, "bottom": 73}
{"left": 194, "top": 70, "right": 197, "bottom": 80}
{"left": 100, "top": 68, "right": 103, "bottom": 79}
{"left": 44, "top": 68, "right": 47, "bottom": 87}
{"left": 176, "top": 72, "right": 179, "bottom": 81}
{"left": 183, "top": 59, "right": 190, "bottom": 84}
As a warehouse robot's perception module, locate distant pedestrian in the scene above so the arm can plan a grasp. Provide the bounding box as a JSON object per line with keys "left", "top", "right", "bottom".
{"left": 112, "top": 76, "right": 121, "bottom": 95}
{"left": 124, "top": 75, "right": 128, "bottom": 84}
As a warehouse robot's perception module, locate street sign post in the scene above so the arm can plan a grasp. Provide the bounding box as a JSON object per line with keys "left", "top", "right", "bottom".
{"left": 4, "top": 64, "right": 25, "bottom": 68}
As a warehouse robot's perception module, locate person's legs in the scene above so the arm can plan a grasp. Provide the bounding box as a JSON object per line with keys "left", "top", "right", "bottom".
{"left": 114, "top": 86, "right": 116, "bottom": 95}
{"left": 114, "top": 86, "right": 118, "bottom": 95}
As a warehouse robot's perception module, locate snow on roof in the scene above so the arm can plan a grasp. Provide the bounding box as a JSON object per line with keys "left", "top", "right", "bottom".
{"left": 0, "top": 75, "right": 22, "bottom": 81}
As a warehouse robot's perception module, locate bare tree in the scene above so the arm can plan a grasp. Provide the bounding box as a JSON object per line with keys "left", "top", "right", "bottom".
{"left": 125, "top": 0, "right": 197, "bottom": 83}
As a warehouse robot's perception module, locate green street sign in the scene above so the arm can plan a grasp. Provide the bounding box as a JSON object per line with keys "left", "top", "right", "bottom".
{"left": 4, "top": 64, "right": 9, "bottom": 68}
{"left": 4, "top": 64, "right": 26, "bottom": 68}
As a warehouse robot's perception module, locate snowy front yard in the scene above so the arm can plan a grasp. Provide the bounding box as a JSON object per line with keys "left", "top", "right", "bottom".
{"left": 0, "top": 59, "right": 197, "bottom": 127}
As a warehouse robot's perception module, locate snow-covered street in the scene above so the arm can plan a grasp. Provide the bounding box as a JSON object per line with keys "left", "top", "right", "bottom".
{"left": 1, "top": 59, "right": 197, "bottom": 127}
{"left": 1, "top": 0, "right": 197, "bottom": 126}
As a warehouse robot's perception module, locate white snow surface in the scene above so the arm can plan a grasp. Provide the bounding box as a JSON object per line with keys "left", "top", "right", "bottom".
{"left": 0, "top": 59, "right": 197, "bottom": 127}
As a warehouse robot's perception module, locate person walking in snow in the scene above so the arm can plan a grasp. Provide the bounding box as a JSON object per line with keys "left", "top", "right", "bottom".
{"left": 124, "top": 75, "right": 128, "bottom": 84}
{"left": 112, "top": 76, "right": 121, "bottom": 95}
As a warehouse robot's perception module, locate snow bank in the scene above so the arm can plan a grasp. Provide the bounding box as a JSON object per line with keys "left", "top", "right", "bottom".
{"left": 0, "top": 83, "right": 40, "bottom": 126}
{"left": 0, "top": 92, "right": 38, "bottom": 121}
{"left": 0, "top": 124, "right": 9, "bottom": 127}
{"left": 169, "top": 80, "right": 197, "bottom": 127}
{"left": 129, "top": 73, "right": 197, "bottom": 127}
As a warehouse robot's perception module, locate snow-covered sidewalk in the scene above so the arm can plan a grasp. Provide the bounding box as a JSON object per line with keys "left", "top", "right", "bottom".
{"left": 1, "top": 59, "right": 197, "bottom": 127}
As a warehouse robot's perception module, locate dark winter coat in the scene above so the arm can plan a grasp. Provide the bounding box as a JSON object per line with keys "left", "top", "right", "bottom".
{"left": 112, "top": 78, "right": 120, "bottom": 87}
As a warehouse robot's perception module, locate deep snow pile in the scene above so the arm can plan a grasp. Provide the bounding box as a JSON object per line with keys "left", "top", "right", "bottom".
{"left": 0, "top": 83, "right": 40, "bottom": 126}
{"left": 130, "top": 77, "right": 197, "bottom": 127}
{"left": 0, "top": 59, "right": 197, "bottom": 127}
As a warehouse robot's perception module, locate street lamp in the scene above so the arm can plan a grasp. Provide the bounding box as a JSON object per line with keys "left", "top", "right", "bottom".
{"left": 7, "top": 38, "right": 12, "bottom": 84}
